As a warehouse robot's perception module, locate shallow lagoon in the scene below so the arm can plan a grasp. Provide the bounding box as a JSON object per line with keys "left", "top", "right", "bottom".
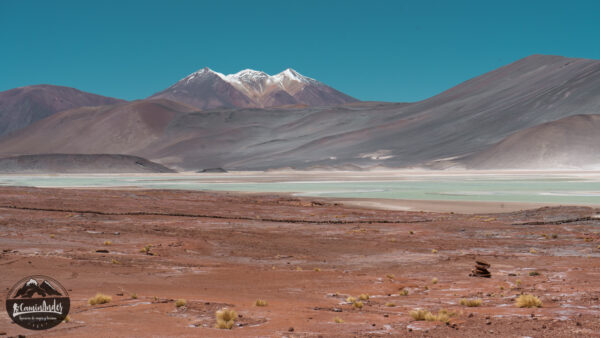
{"left": 1, "top": 172, "right": 600, "bottom": 205}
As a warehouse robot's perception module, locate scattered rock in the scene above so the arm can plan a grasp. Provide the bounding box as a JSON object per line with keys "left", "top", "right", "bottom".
{"left": 116, "top": 292, "right": 124, "bottom": 296}
{"left": 96, "top": 249, "right": 109, "bottom": 253}
{"left": 288, "top": 327, "right": 294, "bottom": 332}
{"left": 470, "top": 259, "right": 491, "bottom": 278}
{"left": 198, "top": 168, "right": 228, "bottom": 173}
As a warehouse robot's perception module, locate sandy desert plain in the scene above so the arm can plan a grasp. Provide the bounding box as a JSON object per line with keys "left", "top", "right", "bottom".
{"left": 1, "top": 170, "right": 600, "bottom": 337}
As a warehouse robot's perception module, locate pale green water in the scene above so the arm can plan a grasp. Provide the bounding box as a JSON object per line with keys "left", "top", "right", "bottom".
{"left": 1, "top": 173, "right": 600, "bottom": 205}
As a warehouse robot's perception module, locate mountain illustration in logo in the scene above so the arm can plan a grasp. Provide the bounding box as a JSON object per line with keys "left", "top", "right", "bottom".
{"left": 13, "top": 278, "right": 62, "bottom": 298}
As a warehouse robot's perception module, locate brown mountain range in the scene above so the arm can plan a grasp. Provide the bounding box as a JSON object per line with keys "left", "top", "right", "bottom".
{"left": 1, "top": 55, "right": 600, "bottom": 170}
{"left": 0, "top": 84, "right": 124, "bottom": 137}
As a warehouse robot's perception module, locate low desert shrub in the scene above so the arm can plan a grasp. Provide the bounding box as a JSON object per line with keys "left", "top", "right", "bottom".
{"left": 215, "top": 308, "right": 237, "bottom": 329}
{"left": 353, "top": 301, "right": 364, "bottom": 309}
{"left": 346, "top": 296, "right": 356, "bottom": 303}
{"left": 175, "top": 299, "right": 187, "bottom": 307}
{"left": 131, "top": 293, "right": 138, "bottom": 299}
{"left": 528, "top": 271, "right": 540, "bottom": 276}
{"left": 88, "top": 293, "right": 112, "bottom": 305}
{"left": 459, "top": 298, "right": 482, "bottom": 307}
{"left": 431, "top": 277, "right": 438, "bottom": 284}
{"left": 409, "top": 309, "right": 429, "bottom": 320}
{"left": 399, "top": 288, "right": 409, "bottom": 296}
{"left": 410, "top": 308, "right": 454, "bottom": 322}
{"left": 140, "top": 244, "right": 153, "bottom": 255}
{"left": 104, "top": 240, "right": 112, "bottom": 246}
{"left": 255, "top": 299, "right": 268, "bottom": 307}
{"left": 334, "top": 317, "right": 344, "bottom": 323}
{"left": 358, "top": 294, "right": 369, "bottom": 301}
{"left": 385, "top": 302, "right": 395, "bottom": 307}
{"left": 515, "top": 294, "right": 542, "bottom": 308}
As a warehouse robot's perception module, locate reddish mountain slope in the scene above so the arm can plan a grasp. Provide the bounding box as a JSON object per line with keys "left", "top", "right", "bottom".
{"left": 0, "top": 84, "right": 124, "bottom": 137}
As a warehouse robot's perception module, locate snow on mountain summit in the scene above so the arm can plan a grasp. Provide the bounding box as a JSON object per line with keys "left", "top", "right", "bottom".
{"left": 149, "top": 67, "right": 358, "bottom": 109}
{"left": 183, "top": 67, "right": 315, "bottom": 91}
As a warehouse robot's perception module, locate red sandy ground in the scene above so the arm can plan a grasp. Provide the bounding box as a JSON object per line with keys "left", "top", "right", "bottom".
{"left": 0, "top": 187, "right": 599, "bottom": 337}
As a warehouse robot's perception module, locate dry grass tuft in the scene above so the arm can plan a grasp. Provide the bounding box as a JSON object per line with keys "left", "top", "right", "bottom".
{"left": 353, "top": 301, "right": 364, "bottom": 309}
{"left": 431, "top": 277, "right": 438, "bottom": 284}
{"left": 334, "top": 317, "right": 344, "bottom": 323}
{"left": 399, "top": 288, "right": 409, "bottom": 296}
{"left": 431, "top": 249, "right": 438, "bottom": 254}
{"left": 410, "top": 309, "right": 455, "bottom": 322}
{"left": 104, "top": 240, "right": 112, "bottom": 246}
{"left": 295, "top": 266, "right": 303, "bottom": 271}
{"left": 88, "top": 293, "right": 112, "bottom": 305}
{"left": 358, "top": 294, "right": 369, "bottom": 301}
{"left": 63, "top": 314, "right": 71, "bottom": 323}
{"left": 215, "top": 308, "right": 237, "bottom": 329}
{"left": 50, "top": 234, "right": 55, "bottom": 239}
{"left": 140, "top": 244, "right": 153, "bottom": 255}
{"left": 409, "top": 230, "right": 414, "bottom": 235}
{"left": 515, "top": 294, "right": 542, "bottom": 308}
{"left": 255, "top": 299, "right": 268, "bottom": 307}
{"left": 346, "top": 296, "right": 356, "bottom": 303}
{"left": 386, "top": 273, "right": 395, "bottom": 280}
{"left": 313, "top": 268, "right": 321, "bottom": 272}
{"left": 175, "top": 299, "right": 187, "bottom": 307}
{"left": 385, "top": 302, "right": 396, "bottom": 307}
{"left": 529, "top": 248, "right": 537, "bottom": 254}
{"left": 409, "top": 309, "right": 429, "bottom": 320}
{"left": 529, "top": 271, "right": 540, "bottom": 276}
{"left": 111, "top": 259, "right": 120, "bottom": 264}
{"left": 435, "top": 312, "right": 451, "bottom": 323}
{"left": 131, "top": 293, "right": 138, "bottom": 299}
{"left": 459, "top": 298, "right": 482, "bottom": 307}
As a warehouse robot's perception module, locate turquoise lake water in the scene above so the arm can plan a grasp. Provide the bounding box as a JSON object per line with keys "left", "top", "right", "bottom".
{"left": 1, "top": 174, "right": 600, "bottom": 205}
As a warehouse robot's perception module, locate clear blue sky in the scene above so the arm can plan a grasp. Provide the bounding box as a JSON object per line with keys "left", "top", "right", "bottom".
{"left": 1, "top": 0, "right": 599, "bottom": 102}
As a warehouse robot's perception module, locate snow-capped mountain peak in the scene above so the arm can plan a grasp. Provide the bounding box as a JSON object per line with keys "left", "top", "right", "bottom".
{"left": 274, "top": 68, "right": 312, "bottom": 84}
{"left": 150, "top": 67, "right": 358, "bottom": 109}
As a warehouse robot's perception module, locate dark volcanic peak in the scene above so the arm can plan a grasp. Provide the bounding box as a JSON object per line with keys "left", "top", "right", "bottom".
{"left": 149, "top": 67, "right": 358, "bottom": 109}
{"left": 0, "top": 84, "right": 124, "bottom": 137}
